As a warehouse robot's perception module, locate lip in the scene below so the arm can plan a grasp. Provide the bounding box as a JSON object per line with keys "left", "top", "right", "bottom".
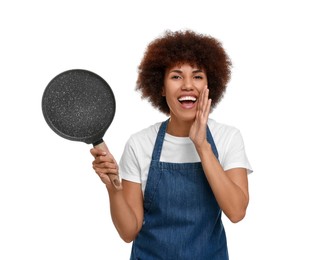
{"left": 178, "top": 96, "right": 197, "bottom": 102}
{"left": 177, "top": 95, "right": 197, "bottom": 109}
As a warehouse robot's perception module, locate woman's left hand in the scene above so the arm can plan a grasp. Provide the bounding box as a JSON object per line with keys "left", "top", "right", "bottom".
{"left": 189, "top": 86, "right": 212, "bottom": 150}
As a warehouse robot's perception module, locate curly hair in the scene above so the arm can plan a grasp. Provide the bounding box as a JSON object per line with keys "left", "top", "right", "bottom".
{"left": 136, "top": 30, "right": 232, "bottom": 115}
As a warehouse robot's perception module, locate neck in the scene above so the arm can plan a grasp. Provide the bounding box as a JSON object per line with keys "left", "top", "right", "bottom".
{"left": 166, "top": 118, "right": 193, "bottom": 137}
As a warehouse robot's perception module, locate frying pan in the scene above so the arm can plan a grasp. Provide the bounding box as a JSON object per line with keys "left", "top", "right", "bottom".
{"left": 42, "top": 69, "right": 122, "bottom": 190}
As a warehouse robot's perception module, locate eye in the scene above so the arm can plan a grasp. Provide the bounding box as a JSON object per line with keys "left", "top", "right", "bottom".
{"left": 194, "top": 75, "right": 204, "bottom": 80}
{"left": 171, "top": 75, "right": 182, "bottom": 79}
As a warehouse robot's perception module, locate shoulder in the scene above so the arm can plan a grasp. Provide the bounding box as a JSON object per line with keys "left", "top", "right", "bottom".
{"left": 208, "top": 118, "right": 241, "bottom": 143}
{"left": 128, "top": 122, "right": 162, "bottom": 145}
{"left": 208, "top": 118, "right": 253, "bottom": 173}
{"left": 119, "top": 122, "right": 163, "bottom": 186}
{"left": 208, "top": 118, "right": 244, "bottom": 160}
{"left": 123, "top": 122, "right": 162, "bottom": 158}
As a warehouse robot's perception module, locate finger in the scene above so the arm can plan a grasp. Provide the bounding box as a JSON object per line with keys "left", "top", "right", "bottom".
{"left": 196, "top": 88, "right": 205, "bottom": 120}
{"left": 97, "top": 173, "right": 111, "bottom": 185}
{"left": 198, "top": 87, "right": 206, "bottom": 112}
{"left": 205, "top": 86, "right": 209, "bottom": 101}
{"left": 96, "top": 167, "right": 118, "bottom": 176}
{"left": 90, "top": 148, "right": 106, "bottom": 158}
{"left": 204, "top": 98, "right": 212, "bottom": 120}
{"left": 198, "top": 87, "right": 209, "bottom": 121}
{"left": 93, "top": 162, "right": 118, "bottom": 179}
{"left": 203, "top": 88, "right": 210, "bottom": 113}
{"left": 93, "top": 159, "right": 116, "bottom": 173}
{"left": 93, "top": 155, "right": 109, "bottom": 165}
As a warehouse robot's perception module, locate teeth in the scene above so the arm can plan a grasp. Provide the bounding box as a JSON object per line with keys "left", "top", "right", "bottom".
{"left": 178, "top": 96, "right": 197, "bottom": 102}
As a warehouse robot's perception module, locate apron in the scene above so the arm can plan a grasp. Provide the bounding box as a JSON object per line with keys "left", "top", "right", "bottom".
{"left": 130, "top": 119, "right": 228, "bottom": 260}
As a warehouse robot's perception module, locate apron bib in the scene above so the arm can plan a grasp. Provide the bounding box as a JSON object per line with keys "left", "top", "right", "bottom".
{"left": 130, "top": 119, "right": 228, "bottom": 260}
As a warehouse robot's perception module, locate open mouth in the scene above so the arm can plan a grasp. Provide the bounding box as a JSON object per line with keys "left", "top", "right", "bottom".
{"left": 178, "top": 96, "right": 197, "bottom": 105}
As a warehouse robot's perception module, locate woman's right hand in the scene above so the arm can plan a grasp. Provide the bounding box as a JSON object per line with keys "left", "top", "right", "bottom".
{"left": 91, "top": 144, "right": 143, "bottom": 242}
{"left": 90, "top": 146, "right": 119, "bottom": 188}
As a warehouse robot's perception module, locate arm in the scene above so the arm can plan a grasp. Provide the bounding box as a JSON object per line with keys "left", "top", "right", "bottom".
{"left": 196, "top": 143, "right": 249, "bottom": 223}
{"left": 90, "top": 146, "right": 144, "bottom": 242}
{"left": 190, "top": 87, "right": 249, "bottom": 223}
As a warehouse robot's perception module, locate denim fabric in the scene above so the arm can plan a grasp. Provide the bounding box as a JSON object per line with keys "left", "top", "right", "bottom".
{"left": 130, "top": 119, "right": 228, "bottom": 260}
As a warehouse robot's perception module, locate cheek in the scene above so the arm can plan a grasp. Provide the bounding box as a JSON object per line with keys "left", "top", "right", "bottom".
{"left": 165, "top": 95, "right": 178, "bottom": 111}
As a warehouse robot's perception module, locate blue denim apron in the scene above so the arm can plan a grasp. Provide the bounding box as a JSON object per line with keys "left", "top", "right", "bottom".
{"left": 130, "top": 119, "right": 228, "bottom": 259}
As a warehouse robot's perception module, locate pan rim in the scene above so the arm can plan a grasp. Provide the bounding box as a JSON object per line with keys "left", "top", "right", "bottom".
{"left": 42, "top": 69, "right": 116, "bottom": 144}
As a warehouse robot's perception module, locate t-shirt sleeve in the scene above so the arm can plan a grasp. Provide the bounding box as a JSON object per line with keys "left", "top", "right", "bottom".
{"left": 222, "top": 130, "right": 253, "bottom": 174}
{"left": 119, "top": 137, "right": 142, "bottom": 184}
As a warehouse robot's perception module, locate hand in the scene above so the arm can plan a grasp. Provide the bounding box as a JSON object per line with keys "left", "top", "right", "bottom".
{"left": 90, "top": 146, "right": 119, "bottom": 187}
{"left": 189, "top": 86, "right": 212, "bottom": 150}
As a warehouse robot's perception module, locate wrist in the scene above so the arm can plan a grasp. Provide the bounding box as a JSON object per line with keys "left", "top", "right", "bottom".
{"left": 195, "top": 140, "right": 211, "bottom": 153}
{"left": 106, "top": 180, "right": 123, "bottom": 194}
{"left": 196, "top": 141, "right": 213, "bottom": 160}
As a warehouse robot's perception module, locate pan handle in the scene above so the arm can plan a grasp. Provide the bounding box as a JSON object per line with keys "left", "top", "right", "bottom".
{"left": 93, "top": 140, "right": 123, "bottom": 191}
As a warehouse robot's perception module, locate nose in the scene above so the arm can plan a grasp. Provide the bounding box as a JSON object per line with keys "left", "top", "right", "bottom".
{"left": 182, "top": 78, "right": 194, "bottom": 91}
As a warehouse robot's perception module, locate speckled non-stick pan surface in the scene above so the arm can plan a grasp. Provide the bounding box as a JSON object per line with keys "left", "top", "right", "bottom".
{"left": 42, "top": 69, "right": 115, "bottom": 145}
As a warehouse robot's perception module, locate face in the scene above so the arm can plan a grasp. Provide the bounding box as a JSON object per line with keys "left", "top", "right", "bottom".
{"left": 163, "top": 63, "right": 207, "bottom": 122}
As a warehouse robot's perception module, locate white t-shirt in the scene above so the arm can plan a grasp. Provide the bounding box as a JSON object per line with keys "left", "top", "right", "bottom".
{"left": 119, "top": 118, "right": 253, "bottom": 193}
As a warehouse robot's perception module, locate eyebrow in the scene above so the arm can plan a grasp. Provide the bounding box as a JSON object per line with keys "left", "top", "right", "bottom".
{"left": 169, "top": 69, "right": 204, "bottom": 74}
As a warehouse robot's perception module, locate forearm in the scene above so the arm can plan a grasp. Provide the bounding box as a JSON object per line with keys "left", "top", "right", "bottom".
{"left": 107, "top": 187, "right": 140, "bottom": 242}
{"left": 91, "top": 144, "right": 143, "bottom": 241}
{"left": 197, "top": 142, "right": 249, "bottom": 223}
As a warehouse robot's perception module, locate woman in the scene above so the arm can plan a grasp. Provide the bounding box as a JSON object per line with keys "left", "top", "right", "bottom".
{"left": 91, "top": 30, "right": 253, "bottom": 259}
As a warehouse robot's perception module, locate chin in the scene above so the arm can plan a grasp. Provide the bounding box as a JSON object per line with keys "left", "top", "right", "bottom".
{"left": 179, "top": 113, "right": 196, "bottom": 122}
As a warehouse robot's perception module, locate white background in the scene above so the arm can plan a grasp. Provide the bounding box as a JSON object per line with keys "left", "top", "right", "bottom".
{"left": 1, "top": 0, "right": 308, "bottom": 259}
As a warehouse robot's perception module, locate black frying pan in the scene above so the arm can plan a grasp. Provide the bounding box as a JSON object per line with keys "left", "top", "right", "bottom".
{"left": 42, "top": 69, "right": 122, "bottom": 190}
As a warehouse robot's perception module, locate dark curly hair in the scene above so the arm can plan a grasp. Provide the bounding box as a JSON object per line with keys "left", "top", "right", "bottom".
{"left": 136, "top": 30, "right": 232, "bottom": 115}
